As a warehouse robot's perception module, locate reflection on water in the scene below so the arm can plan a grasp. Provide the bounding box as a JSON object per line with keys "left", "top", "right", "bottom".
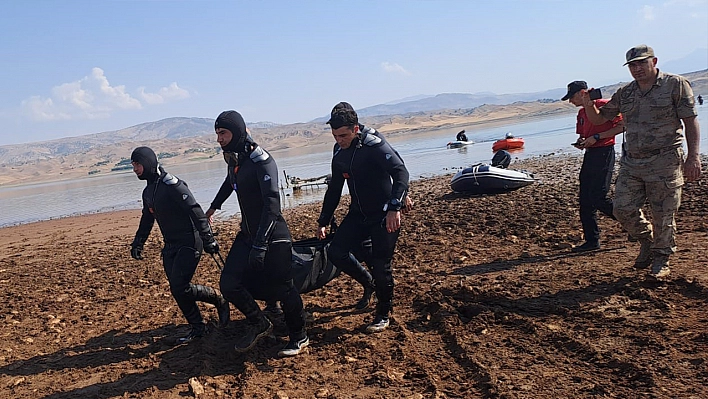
{"left": 2, "top": 109, "right": 706, "bottom": 227}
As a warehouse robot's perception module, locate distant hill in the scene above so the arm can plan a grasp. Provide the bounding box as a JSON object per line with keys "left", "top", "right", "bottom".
{"left": 0, "top": 69, "right": 705, "bottom": 169}
{"left": 311, "top": 89, "right": 567, "bottom": 122}
{"left": 345, "top": 69, "right": 708, "bottom": 120}
{"left": 662, "top": 48, "right": 708, "bottom": 75}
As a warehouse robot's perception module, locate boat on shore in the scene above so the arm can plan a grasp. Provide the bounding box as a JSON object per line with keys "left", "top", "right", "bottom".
{"left": 450, "top": 164, "right": 534, "bottom": 194}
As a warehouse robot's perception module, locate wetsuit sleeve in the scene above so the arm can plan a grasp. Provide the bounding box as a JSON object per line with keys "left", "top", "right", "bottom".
{"left": 375, "top": 141, "right": 409, "bottom": 206}
{"left": 209, "top": 175, "right": 232, "bottom": 210}
{"left": 132, "top": 201, "right": 154, "bottom": 247}
{"left": 252, "top": 157, "right": 282, "bottom": 249}
{"left": 166, "top": 179, "right": 213, "bottom": 238}
{"left": 317, "top": 158, "right": 345, "bottom": 227}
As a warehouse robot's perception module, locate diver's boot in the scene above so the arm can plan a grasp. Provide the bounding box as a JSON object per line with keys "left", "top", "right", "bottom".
{"left": 176, "top": 323, "right": 206, "bottom": 345}
{"left": 233, "top": 314, "right": 272, "bottom": 353}
{"left": 193, "top": 285, "right": 231, "bottom": 328}
{"left": 355, "top": 282, "right": 375, "bottom": 310}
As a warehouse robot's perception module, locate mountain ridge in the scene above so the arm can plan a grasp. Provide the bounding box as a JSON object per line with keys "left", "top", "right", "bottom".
{"left": 0, "top": 69, "right": 705, "bottom": 186}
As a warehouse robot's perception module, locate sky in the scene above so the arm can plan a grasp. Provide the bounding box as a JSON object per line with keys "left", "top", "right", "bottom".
{"left": 1, "top": 0, "right": 707, "bottom": 146}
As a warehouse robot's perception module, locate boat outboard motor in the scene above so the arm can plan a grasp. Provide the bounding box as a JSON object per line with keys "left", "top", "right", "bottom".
{"left": 491, "top": 150, "right": 511, "bottom": 169}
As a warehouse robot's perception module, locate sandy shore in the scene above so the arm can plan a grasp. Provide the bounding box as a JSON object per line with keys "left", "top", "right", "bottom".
{"left": 1, "top": 154, "right": 707, "bottom": 398}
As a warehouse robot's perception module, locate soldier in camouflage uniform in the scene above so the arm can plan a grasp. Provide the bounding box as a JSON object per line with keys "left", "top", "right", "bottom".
{"left": 580, "top": 44, "right": 701, "bottom": 279}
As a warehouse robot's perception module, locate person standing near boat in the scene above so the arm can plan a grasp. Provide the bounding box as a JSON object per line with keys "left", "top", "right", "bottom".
{"left": 129, "top": 146, "right": 230, "bottom": 345}
{"left": 563, "top": 81, "right": 625, "bottom": 253}
{"left": 316, "top": 102, "right": 409, "bottom": 333}
{"left": 580, "top": 45, "right": 701, "bottom": 278}
{"left": 205, "top": 110, "right": 308, "bottom": 357}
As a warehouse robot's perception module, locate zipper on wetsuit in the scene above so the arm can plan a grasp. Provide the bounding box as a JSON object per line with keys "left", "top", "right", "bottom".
{"left": 349, "top": 146, "right": 367, "bottom": 219}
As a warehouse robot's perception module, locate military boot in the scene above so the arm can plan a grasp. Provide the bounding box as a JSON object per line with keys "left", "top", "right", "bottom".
{"left": 649, "top": 254, "right": 670, "bottom": 279}
{"left": 633, "top": 239, "right": 653, "bottom": 269}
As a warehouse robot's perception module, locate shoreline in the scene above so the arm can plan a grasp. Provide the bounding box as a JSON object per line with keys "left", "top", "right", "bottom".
{"left": 0, "top": 107, "right": 578, "bottom": 188}
{"left": 0, "top": 152, "right": 585, "bottom": 234}
{"left": 0, "top": 151, "right": 586, "bottom": 230}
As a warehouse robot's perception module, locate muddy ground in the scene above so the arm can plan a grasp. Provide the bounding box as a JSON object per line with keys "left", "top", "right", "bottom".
{"left": 1, "top": 154, "right": 707, "bottom": 399}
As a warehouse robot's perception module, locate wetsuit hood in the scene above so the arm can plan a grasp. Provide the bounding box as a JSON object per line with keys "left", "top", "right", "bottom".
{"left": 131, "top": 146, "right": 160, "bottom": 183}
{"left": 215, "top": 110, "right": 251, "bottom": 154}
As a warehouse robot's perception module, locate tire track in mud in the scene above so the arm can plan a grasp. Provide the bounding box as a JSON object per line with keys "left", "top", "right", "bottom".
{"left": 415, "top": 268, "right": 708, "bottom": 398}
{"left": 395, "top": 314, "right": 489, "bottom": 398}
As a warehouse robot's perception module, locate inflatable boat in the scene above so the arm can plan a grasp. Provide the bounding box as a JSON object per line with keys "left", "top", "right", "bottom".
{"left": 450, "top": 164, "right": 534, "bottom": 194}
{"left": 446, "top": 140, "right": 474, "bottom": 149}
{"left": 492, "top": 137, "right": 525, "bottom": 152}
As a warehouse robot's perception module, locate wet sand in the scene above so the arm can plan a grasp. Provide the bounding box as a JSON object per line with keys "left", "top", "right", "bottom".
{"left": 1, "top": 154, "right": 707, "bottom": 398}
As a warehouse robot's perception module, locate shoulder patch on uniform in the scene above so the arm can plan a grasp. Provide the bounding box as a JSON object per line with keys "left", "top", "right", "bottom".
{"left": 249, "top": 146, "right": 270, "bottom": 163}
{"left": 182, "top": 193, "right": 189, "bottom": 201}
{"left": 386, "top": 153, "right": 392, "bottom": 160}
{"left": 162, "top": 173, "right": 179, "bottom": 185}
{"left": 264, "top": 174, "right": 271, "bottom": 182}
{"left": 362, "top": 134, "right": 382, "bottom": 146}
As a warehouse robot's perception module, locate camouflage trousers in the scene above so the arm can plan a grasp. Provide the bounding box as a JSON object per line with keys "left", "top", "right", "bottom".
{"left": 613, "top": 147, "right": 684, "bottom": 256}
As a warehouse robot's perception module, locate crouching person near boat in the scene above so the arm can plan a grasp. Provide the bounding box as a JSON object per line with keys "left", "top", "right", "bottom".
{"left": 317, "top": 102, "right": 409, "bottom": 333}
{"left": 205, "top": 110, "right": 308, "bottom": 357}
{"left": 129, "top": 146, "right": 230, "bottom": 345}
{"left": 563, "top": 80, "right": 625, "bottom": 253}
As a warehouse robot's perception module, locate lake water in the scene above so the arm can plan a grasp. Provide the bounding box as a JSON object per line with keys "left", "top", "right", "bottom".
{"left": 1, "top": 109, "right": 706, "bottom": 227}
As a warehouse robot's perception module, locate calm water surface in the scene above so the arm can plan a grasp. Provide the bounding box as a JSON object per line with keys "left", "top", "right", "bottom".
{"left": 1, "top": 109, "right": 706, "bottom": 227}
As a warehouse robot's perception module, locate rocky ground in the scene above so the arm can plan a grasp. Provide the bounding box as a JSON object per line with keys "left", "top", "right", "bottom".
{"left": 1, "top": 154, "right": 707, "bottom": 398}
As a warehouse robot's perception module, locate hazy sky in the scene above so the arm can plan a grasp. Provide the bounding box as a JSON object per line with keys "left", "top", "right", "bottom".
{"left": 1, "top": 0, "right": 707, "bottom": 145}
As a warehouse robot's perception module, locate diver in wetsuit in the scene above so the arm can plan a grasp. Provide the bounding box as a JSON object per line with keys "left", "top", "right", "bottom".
{"left": 456, "top": 130, "right": 468, "bottom": 142}
{"left": 130, "top": 146, "right": 229, "bottom": 345}
{"left": 317, "top": 102, "right": 409, "bottom": 334}
{"left": 206, "top": 111, "right": 308, "bottom": 357}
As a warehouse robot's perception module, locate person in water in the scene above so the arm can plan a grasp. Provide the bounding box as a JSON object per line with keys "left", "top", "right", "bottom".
{"left": 456, "top": 130, "right": 468, "bottom": 142}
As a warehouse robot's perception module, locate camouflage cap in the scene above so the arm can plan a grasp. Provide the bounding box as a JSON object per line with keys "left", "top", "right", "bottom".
{"left": 624, "top": 44, "right": 655, "bottom": 66}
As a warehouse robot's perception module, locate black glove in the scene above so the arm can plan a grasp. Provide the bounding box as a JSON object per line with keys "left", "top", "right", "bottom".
{"left": 202, "top": 235, "right": 219, "bottom": 254}
{"left": 248, "top": 246, "right": 267, "bottom": 270}
{"left": 130, "top": 245, "right": 143, "bottom": 260}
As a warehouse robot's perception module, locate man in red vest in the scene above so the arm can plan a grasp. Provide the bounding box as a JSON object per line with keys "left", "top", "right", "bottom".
{"left": 564, "top": 81, "right": 625, "bottom": 252}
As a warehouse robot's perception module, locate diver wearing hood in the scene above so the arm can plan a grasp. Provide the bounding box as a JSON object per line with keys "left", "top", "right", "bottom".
{"left": 206, "top": 111, "right": 307, "bottom": 357}
{"left": 130, "top": 146, "right": 230, "bottom": 345}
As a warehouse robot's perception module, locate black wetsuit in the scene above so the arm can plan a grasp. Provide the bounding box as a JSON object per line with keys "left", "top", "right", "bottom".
{"left": 317, "top": 128, "right": 409, "bottom": 317}
{"left": 132, "top": 165, "right": 223, "bottom": 328}
{"left": 211, "top": 144, "right": 305, "bottom": 337}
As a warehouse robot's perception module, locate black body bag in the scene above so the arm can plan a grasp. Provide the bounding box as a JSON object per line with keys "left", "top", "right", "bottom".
{"left": 291, "top": 234, "right": 372, "bottom": 294}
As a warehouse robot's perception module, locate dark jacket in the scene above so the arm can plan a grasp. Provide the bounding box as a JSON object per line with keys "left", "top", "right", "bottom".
{"left": 210, "top": 145, "right": 291, "bottom": 249}
{"left": 317, "top": 127, "right": 409, "bottom": 226}
{"left": 133, "top": 168, "right": 212, "bottom": 248}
